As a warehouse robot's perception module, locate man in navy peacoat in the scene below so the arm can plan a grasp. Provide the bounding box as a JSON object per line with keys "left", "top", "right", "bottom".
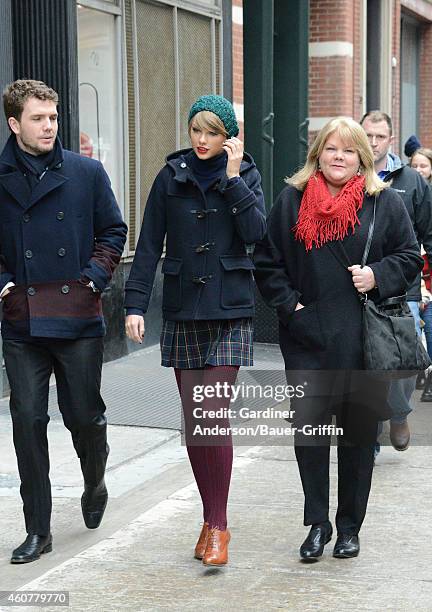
{"left": 0, "top": 80, "right": 127, "bottom": 564}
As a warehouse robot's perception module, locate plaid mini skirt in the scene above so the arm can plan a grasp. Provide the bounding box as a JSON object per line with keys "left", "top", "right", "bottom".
{"left": 160, "top": 318, "right": 253, "bottom": 369}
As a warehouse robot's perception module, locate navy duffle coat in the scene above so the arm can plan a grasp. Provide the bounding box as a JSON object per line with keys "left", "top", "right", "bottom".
{"left": 124, "top": 148, "right": 266, "bottom": 320}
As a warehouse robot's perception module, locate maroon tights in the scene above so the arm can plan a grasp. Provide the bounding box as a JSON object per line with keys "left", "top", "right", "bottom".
{"left": 174, "top": 365, "right": 239, "bottom": 530}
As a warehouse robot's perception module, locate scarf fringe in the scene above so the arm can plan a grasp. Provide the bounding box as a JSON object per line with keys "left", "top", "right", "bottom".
{"left": 294, "top": 171, "right": 365, "bottom": 251}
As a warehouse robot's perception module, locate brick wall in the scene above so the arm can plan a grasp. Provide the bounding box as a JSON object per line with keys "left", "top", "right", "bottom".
{"left": 419, "top": 23, "right": 432, "bottom": 147}
{"left": 230, "top": 0, "right": 431, "bottom": 155}
{"left": 309, "top": 0, "right": 357, "bottom": 140}
{"left": 309, "top": 57, "right": 353, "bottom": 118}
{"left": 310, "top": 0, "right": 354, "bottom": 43}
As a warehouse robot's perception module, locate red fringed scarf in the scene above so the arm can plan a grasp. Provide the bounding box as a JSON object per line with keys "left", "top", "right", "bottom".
{"left": 294, "top": 171, "right": 366, "bottom": 251}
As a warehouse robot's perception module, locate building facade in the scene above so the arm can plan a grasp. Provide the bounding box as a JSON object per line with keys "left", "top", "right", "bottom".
{"left": 0, "top": 0, "right": 233, "bottom": 376}
{"left": 2, "top": 0, "right": 432, "bottom": 371}
{"left": 235, "top": 0, "right": 432, "bottom": 165}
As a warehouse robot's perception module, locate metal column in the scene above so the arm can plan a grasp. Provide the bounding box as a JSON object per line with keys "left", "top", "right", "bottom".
{"left": 243, "top": 0, "right": 275, "bottom": 343}
{"left": 0, "top": 0, "right": 14, "bottom": 397}
{"left": 0, "top": 0, "right": 14, "bottom": 149}
{"left": 11, "top": 0, "right": 80, "bottom": 152}
{"left": 243, "top": 0, "right": 309, "bottom": 344}
{"left": 243, "top": 0, "right": 274, "bottom": 211}
{"left": 273, "top": 0, "right": 309, "bottom": 199}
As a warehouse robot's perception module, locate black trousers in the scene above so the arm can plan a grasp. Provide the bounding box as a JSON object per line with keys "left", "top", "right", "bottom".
{"left": 3, "top": 338, "right": 109, "bottom": 537}
{"left": 292, "top": 392, "right": 378, "bottom": 536}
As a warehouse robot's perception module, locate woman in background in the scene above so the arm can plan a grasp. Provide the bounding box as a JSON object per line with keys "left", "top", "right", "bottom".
{"left": 410, "top": 147, "right": 432, "bottom": 183}
{"left": 410, "top": 147, "right": 432, "bottom": 398}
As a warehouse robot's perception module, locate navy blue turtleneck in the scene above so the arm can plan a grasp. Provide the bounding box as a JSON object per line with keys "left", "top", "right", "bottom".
{"left": 189, "top": 151, "right": 228, "bottom": 192}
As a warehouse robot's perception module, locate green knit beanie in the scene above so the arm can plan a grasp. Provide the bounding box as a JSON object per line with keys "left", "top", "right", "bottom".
{"left": 188, "top": 95, "right": 239, "bottom": 138}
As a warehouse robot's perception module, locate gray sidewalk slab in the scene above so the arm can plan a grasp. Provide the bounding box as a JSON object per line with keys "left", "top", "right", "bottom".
{"left": 1, "top": 344, "right": 432, "bottom": 610}
{"left": 1, "top": 444, "right": 432, "bottom": 611}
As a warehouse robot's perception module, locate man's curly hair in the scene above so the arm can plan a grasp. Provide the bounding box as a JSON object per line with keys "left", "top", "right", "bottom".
{"left": 3, "top": 79, "right": 58, "bottom": 122}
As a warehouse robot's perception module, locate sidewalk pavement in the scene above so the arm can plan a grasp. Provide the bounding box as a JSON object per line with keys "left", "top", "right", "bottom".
{"left": 1, "top": 345, "right": 432, "bottom": 611}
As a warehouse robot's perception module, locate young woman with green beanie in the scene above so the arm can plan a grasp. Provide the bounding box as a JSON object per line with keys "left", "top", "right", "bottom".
{"left": 124, "top": 95, "right": 265, "bottom": 566}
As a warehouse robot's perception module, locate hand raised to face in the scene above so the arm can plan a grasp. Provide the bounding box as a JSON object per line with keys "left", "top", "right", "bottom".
{"left": 223, "top": 137, "right": 244, "bottom": 179}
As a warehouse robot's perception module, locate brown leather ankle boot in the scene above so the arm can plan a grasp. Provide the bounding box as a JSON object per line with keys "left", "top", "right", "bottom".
{"left": 194, "top": 522, "right": 209, "bottom": 559}
{"left": 202, "top": 528, "right": 231, "bottom": 566}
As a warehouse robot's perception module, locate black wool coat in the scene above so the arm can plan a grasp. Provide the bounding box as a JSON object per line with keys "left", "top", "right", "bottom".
{"left": 254, "top": 185, "right": 423, "bottom": 371}
{"left": 125, "top": 149, "right": 266, "bottom": 320}
{"left": 384, "top": 162, "right": 432, "bottom": 301}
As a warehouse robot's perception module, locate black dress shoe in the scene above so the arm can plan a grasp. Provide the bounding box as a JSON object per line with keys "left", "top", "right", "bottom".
{"left": 421, "top": 372, "right": 432, "bottom": 401}
{"left": 333, "top": 534, "right": 359, "bottom": 558}
{"left": 416, "top": 371, "right": 426, "bottom": 390}
{"left": 389, "top": 420, "right": 410, "bottom": 451}
{"left": 421, "top": 389, "right": 432, "bottom": 402}
{"left": 300, "top": 522, "right": 333, "bottom": 562}
{"left": 81, "top": 479, "right": 108, "bottom": 529}
{"left": 10, "top": 534, "right": 52, "bottom": 564}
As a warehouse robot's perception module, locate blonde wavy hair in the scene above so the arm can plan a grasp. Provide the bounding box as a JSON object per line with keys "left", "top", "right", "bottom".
{"left": 287, "top": 116, "right": 388, "bottom": 196}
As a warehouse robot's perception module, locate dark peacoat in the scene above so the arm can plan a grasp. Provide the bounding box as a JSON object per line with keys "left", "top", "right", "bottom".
{"left": 383, "top": 156, "right": 432, "bottom": 301}
{"left": 124, "top": 148, "right": 266, "bottom": 320}
{"left": 254, "top": 185, "right": 423, "bottom": 371}
{"left": 0, "top": 135, "right": 127, "bottom": 339}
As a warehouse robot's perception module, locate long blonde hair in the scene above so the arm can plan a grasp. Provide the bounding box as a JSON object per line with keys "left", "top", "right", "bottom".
{"left": 287, "top": 116, "right": 388, "bottom": 195}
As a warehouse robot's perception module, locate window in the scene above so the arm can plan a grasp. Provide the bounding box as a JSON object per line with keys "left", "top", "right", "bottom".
{"left": 400, "top": 16, "right": 419, "bottom": 159}
{"left": 76, "top": 0, "right": 223, "bottom": 252}
{"left": 128, "top": 0, "right": 222, "bottom": 249}
{"left": 77, "top": 5, "right": 124, "bottom": 213}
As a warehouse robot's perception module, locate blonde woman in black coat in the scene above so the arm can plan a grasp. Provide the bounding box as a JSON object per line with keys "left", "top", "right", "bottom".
{"left": 254, "top": 117, "right": 423, "bottom": 561}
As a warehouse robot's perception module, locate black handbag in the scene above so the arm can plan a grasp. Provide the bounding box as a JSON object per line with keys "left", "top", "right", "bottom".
{"left": 362, "top": 295, "right": 431, "bottom": 375}
{"left": 334, "top": 197, "right": 431, "bottom": 377}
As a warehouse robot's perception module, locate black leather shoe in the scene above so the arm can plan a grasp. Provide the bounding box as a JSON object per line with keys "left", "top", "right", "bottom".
{"left": 421, "top": 389, "right": 432, "bottom": 402}
{"left": 421, "top": 373, "right": 432, "bottom": 402}
{"left": 81, "top": 480, "right": 108, "bottom": 529}
{"left": 333, "top": 534, "right": 359, "bottom": 558}
{"left": 300, "top": 522, "right": 333, "bottom": 562}
{"left": 10, "top": 534, "right": 52, "bottom": 564}
{"left": 416, "top": 371, "right": 426, "bottom": 390}
{"left": 389, "top": 420, "right": 410, "bottom": 451}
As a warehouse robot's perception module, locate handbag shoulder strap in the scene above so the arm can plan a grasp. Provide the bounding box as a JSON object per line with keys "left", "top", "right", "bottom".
{"left": 361, "top": 195, "right": 377, "bottom": 267}
{"left": 327, "top": 196, "right": 406, "bottom": 305}
{"left": 328, "top": 195, "right": 377, "bottom": 269}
